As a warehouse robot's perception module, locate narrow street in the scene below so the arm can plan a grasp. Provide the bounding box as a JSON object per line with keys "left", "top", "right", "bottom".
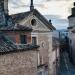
{"left": 59, "top": 51, "right": 75, "bottom": 75}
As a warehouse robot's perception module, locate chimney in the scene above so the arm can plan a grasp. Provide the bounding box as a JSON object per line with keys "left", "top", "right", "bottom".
{"left": 4, "top": 0, "right": 8, "bottom": 15}
{"left": 30, "top": 0, "right": 34, "bottom": 11}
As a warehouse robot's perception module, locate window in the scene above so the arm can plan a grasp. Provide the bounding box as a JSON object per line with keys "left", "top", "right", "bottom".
{"left": 20, "top": 35, "right": 27, "bottom": 44}
{"left": 31, "top": 19, "right": 36, "bottom": 26}
{"left": 32, "top": 37, "right": 37, "bottom": 45}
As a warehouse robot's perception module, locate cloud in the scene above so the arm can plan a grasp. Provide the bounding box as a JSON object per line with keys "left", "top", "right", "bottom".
{"left": 44, "top": 15, "right": 68, "bottom": 29}
{"left": 8, "top": 0, "right": 74, "bottom": 29}
{"left": 45, "top": 0, "right": 72, "bottom": 1}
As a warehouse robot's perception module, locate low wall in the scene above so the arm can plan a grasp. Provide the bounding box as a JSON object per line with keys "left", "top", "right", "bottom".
{"left": 0, "top": 50, "right": 38, "bottom": 75}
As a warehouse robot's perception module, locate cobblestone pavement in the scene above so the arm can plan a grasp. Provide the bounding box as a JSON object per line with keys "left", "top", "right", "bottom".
{"left": 59, "top": 51, "right": 75, "bottom": 75}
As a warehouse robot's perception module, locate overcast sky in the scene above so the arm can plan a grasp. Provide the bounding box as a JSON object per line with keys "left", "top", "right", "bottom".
{"left": 8, "top": 0, "right": 75, "bottom": 30}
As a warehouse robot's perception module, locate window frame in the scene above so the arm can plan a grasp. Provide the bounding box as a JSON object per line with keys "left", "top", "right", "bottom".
{"left": 20, "top": 35, "right": 27, "bottom": 44}
{"left": 32, "top": 36, "right": 37, "bottom": 45}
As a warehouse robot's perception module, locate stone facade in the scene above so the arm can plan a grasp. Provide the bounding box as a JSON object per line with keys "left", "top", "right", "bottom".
{"left": 0, "top": 1, "right": 39, "bottom": 75}
{"left": 68, "top": 2, "right": 75, "bottom": 64}
{"left": 0, "top": 50, "right": 38, "bottom": 75}
{"left": 19, "top": 15, "right": 50, "bottom": 32}
{"left": 17, "top": 11, "right": 54, "bottom": 67}
{"left": 48, "top": 31, "right": 60, "bottom": 75}
{"left": 68, "top": 30, "right": 75, "bottom": 64}
{"left": 11, "top": 8, "right": 60, "bottom": 75}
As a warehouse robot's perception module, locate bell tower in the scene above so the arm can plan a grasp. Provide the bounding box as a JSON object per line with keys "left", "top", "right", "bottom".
{"left": 72, "top": 2, "right": 75, "bottom": 16}
{"left": 68, "top": 2, "right": 75, "bottom": 27}
{"left": 30, "top": 0, "right": 34, "bottom": 11}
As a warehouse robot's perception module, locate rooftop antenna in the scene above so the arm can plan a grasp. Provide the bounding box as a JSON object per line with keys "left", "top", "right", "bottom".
{"left": 30, "top": 0, "right": 34, "bottom": 11}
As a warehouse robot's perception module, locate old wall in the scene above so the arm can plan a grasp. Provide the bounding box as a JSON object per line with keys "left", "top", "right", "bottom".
{"left": 69, "top": 32, "right": 75, "bottom": 63}
{"left": 0, "top": 50, "right": 38, "bottom": 75}
{"left": 16, "top": 12, "right": 55, "bottom": 75}
{"left": 48, "top": 31, "right": 60, "bottom": 75}
{"left": 37, "top": 32, "right": 50, "bottom": 65}
{"left": 3, "top": 31, "right": 31, "bottom": 44}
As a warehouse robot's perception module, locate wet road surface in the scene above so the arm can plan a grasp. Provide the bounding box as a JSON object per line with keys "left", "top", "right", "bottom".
{"left": 59, "top": 52, "right": 75, "bottom": 75}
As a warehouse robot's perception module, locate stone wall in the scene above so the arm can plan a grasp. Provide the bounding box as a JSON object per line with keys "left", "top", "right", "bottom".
{"left": 0, "top": 50, "right": 38, "bottom": 75}
{"left": 38, "top": 32, "right": 50, "bottom": 65}
{"left": 69, "top": 32, "right": 75, "bottom": 64}
{"left": 48, "top": 31, "right": 60, "bottom": 75}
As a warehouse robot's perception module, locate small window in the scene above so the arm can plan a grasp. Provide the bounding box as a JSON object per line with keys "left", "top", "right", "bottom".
{"left": 31, "top": 19, "right": 36, "bottom": 26}
{"left": 20, "top": 35, "right": 27, "bottom": 44}
{"left": 32, "top": 37, "right": 37, "bottom": 45}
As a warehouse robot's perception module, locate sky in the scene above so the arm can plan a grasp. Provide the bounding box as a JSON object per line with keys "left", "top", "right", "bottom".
{"left": 8, "top": 0, "right": 75, "bottom": 30}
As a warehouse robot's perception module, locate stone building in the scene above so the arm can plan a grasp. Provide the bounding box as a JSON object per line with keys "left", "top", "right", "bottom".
{"left": 68, "top": 2, "right": 75, "bottom": 64}
{"left": 0, "top": 0, "right": 32, "bottom": 45}
{"left": 0, "top": 33, "right": 39, "bottom": 75}
{"left": 0, "top": 0, "right": 60, "bottom": 75}
{"left": 0, "top": 0, "right": 39, "bottom": 75}
{"left": 10, "top": 0, "right": 60, "bottom": 75}
{"left": 45, "top": 31, "right": 60, "bottom": 75}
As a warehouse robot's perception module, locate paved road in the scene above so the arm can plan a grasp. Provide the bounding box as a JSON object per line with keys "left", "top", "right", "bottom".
{"left": 59, "top": 51, "right": 75, "bottom": 75}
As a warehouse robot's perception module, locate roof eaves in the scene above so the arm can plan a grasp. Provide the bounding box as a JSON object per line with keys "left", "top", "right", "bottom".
{"left": 0, "top": 44, "right": 40, "bottom": 55}
{"left": 33, "top": 9, "right": 56, "bottom": 30}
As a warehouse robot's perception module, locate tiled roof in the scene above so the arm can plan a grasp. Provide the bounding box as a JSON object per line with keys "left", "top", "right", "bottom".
{"left": 0, "top": 34, "right": 17, "bottom": 53}
{"left": 14, "top": 24, "right": 32, "bottom": 31}
{"left": 0, "top": 33, "right": 39, "bottom": 54}
{"left": 11, "top": 11, "right": 30, "bottom": 23}
{"left": 0, "top": 13, "right": 32, "bottom": 31}
{"left": 16, "top": 44, "right": 40, "bottom": 50}
{"left": 0, "top": 19, "right": 32, "bottom": 31}
{"left": 11, "top": 9, "right": 56, "bottom": 30}
{"left": 0, "top": 24, "right": 32, "bottom": 31}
